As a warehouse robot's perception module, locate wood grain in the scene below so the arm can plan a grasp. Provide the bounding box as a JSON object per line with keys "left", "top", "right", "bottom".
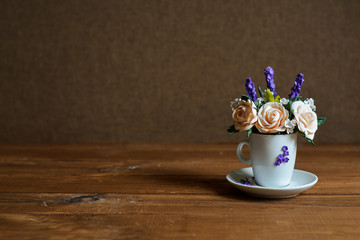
{"left": 0, "top": 144, "right": 359, "bottom": 239}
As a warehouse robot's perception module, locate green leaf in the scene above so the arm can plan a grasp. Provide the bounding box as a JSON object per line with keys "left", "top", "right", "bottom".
{"left": 289, "top": 96, "right": 302, "bottom": 102}
{"left": 227, "top": 125, "right": 239, "bottom": 135}
{"left": 306, "top": 138, "right": 316, "bottom": 146}
{"left": 241, "top": 94, "right": 250, "bottom": 101}
{"left": 298, "top": 130, "right": 316, "bottom": 146}
{"left": 264, "top": 89, "right": 280, "bottom": 102}
{"left": 247, "top": 128, "right": 252, "bottom": 138}
{"left": 274, "top": 95, "right": 281, "bottom": 102}
{"left": 317, "top": 116, "right": 328, "bottom": 127}
{"left": 258, "top": 86, "right": 264, "bottom": 98}
{"left": 265, "top": 89, "right": 275, "bottom": 102}
{"left": 285, "top": 101, "right": 293, "bottom": 118}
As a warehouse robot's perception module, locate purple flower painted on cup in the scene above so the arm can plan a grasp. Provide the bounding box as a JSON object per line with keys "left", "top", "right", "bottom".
{"left": 289, "top": 73, "right": 304, "bottom": 98}
{"left": 275, "top": 145, "right": 290, "bottom": 166}
{"left": 264, "top": 66, "right": 277, "bottom": 97}
{"left": 245, "top": 78, "right": 258, "bottom": 101}
{"left": 282, "top": 146, "right": 289, "bottom": 156}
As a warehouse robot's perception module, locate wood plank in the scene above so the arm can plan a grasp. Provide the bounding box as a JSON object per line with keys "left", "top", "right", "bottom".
{"left": 0, "top": 194, "right": 359, "bottom": 239}
{"left": 0, "top": 193, "right": 359, "bottom": 239}
{"left": 0, "top": 174, "right": 359, "bottom": 195}
{"left": 1, "top": 193, "right": 360, "bottom": 214}
{"left": 1, "top": 213, "right": 358, "bottom": 240}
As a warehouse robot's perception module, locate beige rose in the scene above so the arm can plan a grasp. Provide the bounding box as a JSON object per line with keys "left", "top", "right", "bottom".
{"left": 255, "top": 102, "right": 289, "bottom": 133}
{"left": 292, "top": 101, "right": 318, "bottom": 140}
{"left": 232, "top": 100, "right": 258, "bottom": 131}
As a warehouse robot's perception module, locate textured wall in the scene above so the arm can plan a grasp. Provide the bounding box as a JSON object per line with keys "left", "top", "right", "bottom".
{"left": 0, "top": 0, "right": 359, "bottom": 143}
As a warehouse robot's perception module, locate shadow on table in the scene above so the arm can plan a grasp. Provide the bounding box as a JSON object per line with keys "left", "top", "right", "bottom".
{"left": 139, "top": 167, "right": 266, "bottom": 202}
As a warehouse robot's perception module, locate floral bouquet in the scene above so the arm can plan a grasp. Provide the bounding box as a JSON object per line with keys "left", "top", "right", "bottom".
{"left": 227, "top": 66, "right": 327, "bottom": 145}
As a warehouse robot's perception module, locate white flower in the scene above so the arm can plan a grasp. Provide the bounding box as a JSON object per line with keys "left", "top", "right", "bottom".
{"left": 254, "top": 97, "right": 264, "bottom": 107}
{"left": 280, "top": 98, "right": 289, "bottom": 105}
{"left": 230, "top": 98, "right": 242, "bottom": 111}
{"left": 304, "top": 98, "right": 316, "bottom": 111}
{"left": 285, "top": 119, "right": 297, "bottom": 134}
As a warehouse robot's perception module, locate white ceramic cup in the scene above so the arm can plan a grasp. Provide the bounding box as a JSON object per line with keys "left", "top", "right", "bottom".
{"left": 237, "top": 133, "right": 297, "bottom": 187}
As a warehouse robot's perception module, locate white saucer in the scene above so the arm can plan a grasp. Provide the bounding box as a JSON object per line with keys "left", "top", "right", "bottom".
{"left": 226, "top": 168, "right": 318, "bottom": 198}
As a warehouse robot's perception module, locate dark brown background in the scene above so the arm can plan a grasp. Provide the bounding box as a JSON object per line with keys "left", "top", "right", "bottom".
{"left": 0, "top": 0, "right": 359, "bottom": 143}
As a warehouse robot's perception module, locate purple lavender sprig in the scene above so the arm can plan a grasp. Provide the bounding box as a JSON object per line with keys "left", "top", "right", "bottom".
{"left": 264, "top": 66, "right": 277, "bottom": 97}
{"left": 245, "top": 77, "right": 258, "bottom": 101}
{"left": 289, "top": 73, "right": 304, "bottom": 98}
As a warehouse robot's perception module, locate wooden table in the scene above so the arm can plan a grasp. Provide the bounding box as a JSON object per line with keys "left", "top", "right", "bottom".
{"left": 0, "top": 143, "right": 359, "bottom": 239}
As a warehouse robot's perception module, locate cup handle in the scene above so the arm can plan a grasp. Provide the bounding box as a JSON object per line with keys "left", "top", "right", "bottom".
{"left": 236, "top": 141, "right": 251, "bottom": 164}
